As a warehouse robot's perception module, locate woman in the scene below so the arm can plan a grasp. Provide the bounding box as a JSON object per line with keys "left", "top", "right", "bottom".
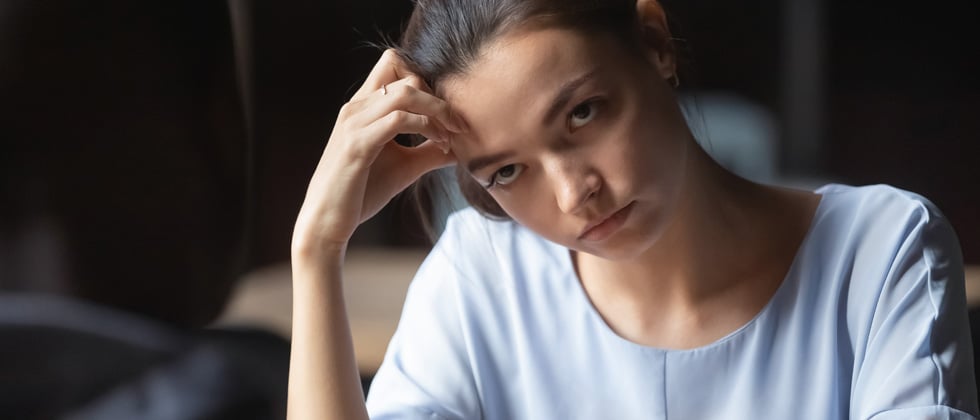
{"left": 288, "top": 0, "right": 978, "bottom": 418}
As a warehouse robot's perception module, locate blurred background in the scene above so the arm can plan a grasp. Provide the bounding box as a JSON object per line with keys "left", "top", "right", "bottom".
{"left": 0, "top": 0, "right": 977, "bottom": 418}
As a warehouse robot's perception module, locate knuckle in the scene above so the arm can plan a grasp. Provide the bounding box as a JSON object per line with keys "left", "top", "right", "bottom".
{"left": 388, "top": 110, "right": 408, "bottom": 126}
{"left": 338, "top": 101, "right": 354, "bottom": 118}
{"left": 400, "top": 83, "right": 421, "bottom": 100}
{"left": 381, "top": 48, "right": 404, "bottom": 66}
{"left": 389, "top": 84, "right": 418, "bottom": 106}
{"left": 405, "top": 74, "right": 424, "bottom": 89}
{"left": 389, "top": 81, "right": 408, "bottom": 96}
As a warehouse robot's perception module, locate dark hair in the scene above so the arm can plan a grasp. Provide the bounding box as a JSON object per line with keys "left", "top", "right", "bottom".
{"left": 396, "top": 0, "right": 674, "bottom": 222}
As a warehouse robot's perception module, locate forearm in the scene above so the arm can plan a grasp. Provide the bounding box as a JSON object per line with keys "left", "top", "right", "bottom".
{"left": 284, "top": 48, "right": 460, "bottom": 420}
{"left": 287, "top": 247, "right": 369, "bottom": 420}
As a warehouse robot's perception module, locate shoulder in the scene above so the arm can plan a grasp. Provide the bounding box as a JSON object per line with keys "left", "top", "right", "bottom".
{"left": 399, "top": 207, "right": 577, "bottom": 348}
{"left": 809, "top": 183, "right": 954, "bottom": 257}
{"left": 797, "top": 184, "right": 963, "bottom": 330}
{"left": 438, "top": 207, "right": 557, "bottom": 256}
{"left": 396, "top": 207, "right": 571, "bottom": 334}
{"left": 808, "top": 183, "right": 961, "bottom": 275}
{"left": 420, "top": 207, "right": 569, "bottom": 289}
{"left": 368, "top": 209, "right": 575, "bottom": 416}
{"left": 811, "top": 186, "right": 978, "bottom": 416}
{"left": 806, "top": 183, "right": 965, "bottom": 338}
{"left": 815, "top": 183, "right": 940, "bottom": 224}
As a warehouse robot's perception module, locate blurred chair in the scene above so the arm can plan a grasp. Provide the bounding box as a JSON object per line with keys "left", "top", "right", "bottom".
{"left": 0, "top": 0, "right": 248, "bottom": 327}
{"left": 0, "top": 294, "right": 288, "bottom": 420}
{"left": 970, "top": 307, "right": 980, "bottom": 406}
{"left": 0, "top": 1, "right": 288, "bottom": 418}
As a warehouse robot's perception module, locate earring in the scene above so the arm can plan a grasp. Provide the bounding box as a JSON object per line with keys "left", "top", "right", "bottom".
{"left": 668, "top": 74, "right": 680, "bottom": 88}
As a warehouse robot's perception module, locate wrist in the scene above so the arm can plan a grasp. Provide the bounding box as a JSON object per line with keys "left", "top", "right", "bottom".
{"left": 291, "top": 218, "right": 349, "bottom": 256}
{"left": 290, "top": 243, "right": 346, "bottom": 296}
{"left": 291, "top": 238, "right": 346, "bottom": 266}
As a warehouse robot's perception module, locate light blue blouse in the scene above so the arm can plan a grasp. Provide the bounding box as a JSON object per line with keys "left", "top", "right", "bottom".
{"left": 366, "top": 184, "right": 979, "bottom": 419}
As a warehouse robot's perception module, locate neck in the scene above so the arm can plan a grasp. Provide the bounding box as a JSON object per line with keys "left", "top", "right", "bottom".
{"left": 577, "top": 142, "right": 795, "bottom": 314}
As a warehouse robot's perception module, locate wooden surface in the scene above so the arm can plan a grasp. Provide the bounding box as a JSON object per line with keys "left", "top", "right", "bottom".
{"left": 216, "top": 248, "right": 426, "bottom": 374}
{"left": 215, "top": 249, "right": 980, "bottom": 375}
{"left": 966, "top": 265, "right": 980, "bottom": 307}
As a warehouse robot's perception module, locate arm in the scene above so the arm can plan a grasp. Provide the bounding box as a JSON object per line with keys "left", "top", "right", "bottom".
{"left": 286, "top": 49, "right": 464, "bottom": 420}
{"left": 851, "top": 201, "right": 978, "bottom": 419}
{"left": 289, "top": 247, "right": 366, "bottom": 420}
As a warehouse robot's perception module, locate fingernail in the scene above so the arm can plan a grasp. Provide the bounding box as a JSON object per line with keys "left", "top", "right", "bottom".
{"left": 442, "top": 119, "right": 463, "bottom": 133}
{"left": 446, "top": 113, "right": 469, "bottom": 133}
{"left": 429, "top": 137, "right": 451, "bottom": 154}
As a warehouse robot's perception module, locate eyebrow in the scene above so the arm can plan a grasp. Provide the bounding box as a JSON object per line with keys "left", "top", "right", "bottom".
{"left": 466, "top": 151, "right": 516, "bottom": 174}
{"left": 541, "top": 68, "right": 599, "bottom": 126}
{"left": 464, "top": 68, "right": 599, "bottom": 175}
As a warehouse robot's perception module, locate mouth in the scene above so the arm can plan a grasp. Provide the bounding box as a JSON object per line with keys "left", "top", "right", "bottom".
{"left": 578, "top": 201, "right": 635, "bottom": 242}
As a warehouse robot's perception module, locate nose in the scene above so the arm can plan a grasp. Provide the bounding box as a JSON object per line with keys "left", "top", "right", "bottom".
{"left": 551, "top": 162, "right": 601, "bottom": 215}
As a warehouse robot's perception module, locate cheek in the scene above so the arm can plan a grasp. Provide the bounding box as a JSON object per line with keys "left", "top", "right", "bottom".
{"left": 587, "top": 114, "right": 666, "bottom": 191}
{"left": 620, "top": 133, "right": 685, "bottom": 202}
{"left": 494, "top": 187, "right": 567, "bottom": 235}
{"left": 616, "top": 95, "right": 687, "bottom": 186}
{"left": 495, "top": 188, "right": 544, "bottom": 220}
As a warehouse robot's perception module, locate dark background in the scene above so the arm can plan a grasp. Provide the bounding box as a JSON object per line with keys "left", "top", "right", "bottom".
{"left": 244, "top": 0, "right": 980, "bottom": 264}
{"left": 1, "top": 0, "right": 978, "bottom": 324}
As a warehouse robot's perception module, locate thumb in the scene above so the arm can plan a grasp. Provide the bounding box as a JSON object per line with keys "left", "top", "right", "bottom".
{"left": 401, "top": 140, "right": 457, "bottom": 181}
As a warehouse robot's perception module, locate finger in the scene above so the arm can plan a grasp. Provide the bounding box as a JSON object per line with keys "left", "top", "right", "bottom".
{"left": 357, "top": 110, "right": 450, "bottom": 155}
{"left": 394, "top": 76, "right": 467, "bottom": 133}
{"left": 355, "top": 77, "right": 466, "bottom": 134}
{"left": 400, "top": 140, "right": 457, "bottom": 179}
{"left": 343, "top": 75, "right": 465, "bottom": 135}
{"left": 338, "top": 74, "right": 423, "bottom": 122}
{"left": 351, "top": 49, "right": 410, "bottom": 101}
{"left": 376, "top": 140, "right": 456, "bottom": 189}
{"left": 390, "top": 75, "right": 468, "bottom": 133}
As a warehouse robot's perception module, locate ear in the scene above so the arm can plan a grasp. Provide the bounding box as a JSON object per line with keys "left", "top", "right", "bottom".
{"left": 635, "top": 0, "right": 677, "bottom": 84}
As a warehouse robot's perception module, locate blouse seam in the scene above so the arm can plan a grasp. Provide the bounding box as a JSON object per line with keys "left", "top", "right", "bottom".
{"left": 867, "top": 198, "right": 949, "bottom": 410}
{"left": 920, "top": 206, "right": 950, "bottom": 407}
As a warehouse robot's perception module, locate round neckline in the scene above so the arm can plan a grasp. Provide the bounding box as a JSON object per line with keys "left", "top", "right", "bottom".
{"left": 553, "top": 191, "right": 829, "bottom": 354}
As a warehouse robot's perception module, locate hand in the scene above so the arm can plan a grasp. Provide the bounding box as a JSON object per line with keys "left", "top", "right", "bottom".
{"left": 292, "top": 49, "right": 466, "bottom": 257}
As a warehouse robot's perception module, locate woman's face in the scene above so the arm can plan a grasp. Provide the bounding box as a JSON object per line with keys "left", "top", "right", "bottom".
{"left": 442, "top": 27, "right": 692, "bottom": 260}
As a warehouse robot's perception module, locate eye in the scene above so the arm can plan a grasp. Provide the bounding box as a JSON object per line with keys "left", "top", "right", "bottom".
{"left": 486, "top": 164, "right": 525, "bottom": 189}
{"left": 568, "top": 101, "right": 598, "bottom": 130}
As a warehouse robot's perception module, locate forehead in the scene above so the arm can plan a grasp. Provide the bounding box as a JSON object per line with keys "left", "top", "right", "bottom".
{"left": 440, "top": 28, "right": 626, "bottom": 150}
{"left": 448, "top": 27, "right": 592, "bottom": 90}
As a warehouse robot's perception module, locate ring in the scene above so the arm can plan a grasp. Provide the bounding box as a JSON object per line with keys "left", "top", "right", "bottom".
{"left": 381, "top": 84, "right": 388, "bottom": 95}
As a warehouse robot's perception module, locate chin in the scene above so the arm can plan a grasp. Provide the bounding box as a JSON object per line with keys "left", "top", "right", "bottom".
{"left": 573, "top": 232, "right": 654, "bottom": 261}
{"left": 577, "top": 207, "right": 669, "bottom": 261}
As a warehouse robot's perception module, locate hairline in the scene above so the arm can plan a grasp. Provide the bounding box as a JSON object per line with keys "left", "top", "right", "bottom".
{"left": 431, "top": 16, "right": 642, "bottom": 95}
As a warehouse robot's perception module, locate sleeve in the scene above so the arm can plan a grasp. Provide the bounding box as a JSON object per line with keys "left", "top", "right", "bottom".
{"left": 851, "top": 200, "right": 979, "bottom": 419}
{"left": 365, "top": 229, "right": 482, "bottom": 420}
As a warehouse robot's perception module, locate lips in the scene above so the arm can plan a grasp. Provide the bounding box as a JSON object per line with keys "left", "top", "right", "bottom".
{"left": 578, "top": 201, "right": 634, "bottom": 242}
